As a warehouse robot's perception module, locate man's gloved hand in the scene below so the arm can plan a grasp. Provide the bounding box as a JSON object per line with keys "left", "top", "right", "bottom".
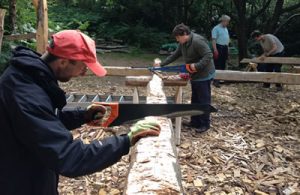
{"left": 128, "top": 120, "right": 161, "bottom": 146}
{"left": 179, "top": 73, "right": 190, "bottom": 80}
{"left": 84, "top": 103, "right": 107, "bottom": 125}
{"left": 185, "top": 63, "right": 197, "bottom": 74}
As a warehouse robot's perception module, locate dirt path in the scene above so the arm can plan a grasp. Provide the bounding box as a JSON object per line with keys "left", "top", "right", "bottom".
{"left": 58, "top": 54, "right": 300, "bottom": 195}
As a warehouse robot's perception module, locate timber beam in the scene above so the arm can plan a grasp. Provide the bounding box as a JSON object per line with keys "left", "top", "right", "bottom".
{"left": 102, "top": 67, "right": 300, "bottom": 85}
{"left": 124, "top": 75, "right": 183, "bottom": 194}
{"left": 241, "top": 57, "right": 300, "bottom": 65}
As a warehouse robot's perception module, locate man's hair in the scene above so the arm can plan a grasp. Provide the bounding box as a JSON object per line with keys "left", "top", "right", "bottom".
{"left": 251, "top": 30, "right": 262, "bottom": 39}
{"left": 43, "top": 52, "right": 77, "bottom": 65}
{"left": 172, "top": 23, "right": 191, "bottom": 36}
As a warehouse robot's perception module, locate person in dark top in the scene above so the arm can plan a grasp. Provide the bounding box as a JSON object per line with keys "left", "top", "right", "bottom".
{"left": 251, "top": 30, "right": 285, "bottom": 91}
{"left": 154, "top": 24, "right": 215, "bottom": 133}
{"left": 0, "top": 30, "right": 160, "bottom": 195}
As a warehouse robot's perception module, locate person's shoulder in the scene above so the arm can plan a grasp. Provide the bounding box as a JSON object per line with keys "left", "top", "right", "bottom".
{"left": 212, "top": 24, "right": 220, "bottom": 31}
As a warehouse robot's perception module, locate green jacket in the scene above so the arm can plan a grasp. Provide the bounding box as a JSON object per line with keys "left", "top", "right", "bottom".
{"left": 161, "top": 33, "right": 215, "bottom": 81}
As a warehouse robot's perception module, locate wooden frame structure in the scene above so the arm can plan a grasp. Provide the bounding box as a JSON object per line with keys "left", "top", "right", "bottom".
{"left": 241, "top": 57, "right": 300, "bottom": 65}
{"left": 0, "top": 9, "right": 6, "bottom": 54}
{"left": 124, "top": 75, "right": 183, "bottom": 194}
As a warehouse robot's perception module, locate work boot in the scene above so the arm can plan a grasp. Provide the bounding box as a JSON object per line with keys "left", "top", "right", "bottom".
{"left": 195, "top": 126, "right": 210, "bottom": 133}
{"left": 213, "top": 80, "right": 221, "bottom": 88}
{"left": 276, "top": 85, "right": 283, "bottom": 92}
{"left": 182, "top": 121, "right": 201, "bottom": 128}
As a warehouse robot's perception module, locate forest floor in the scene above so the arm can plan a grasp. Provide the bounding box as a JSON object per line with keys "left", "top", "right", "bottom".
{"left": 57, "top": 53, "right": 300, "bottom": 195}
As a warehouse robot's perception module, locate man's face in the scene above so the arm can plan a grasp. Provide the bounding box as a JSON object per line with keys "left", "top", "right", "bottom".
{"left": 255, "top": 35, "right": 263, "bottom": 41}
{"left": 55, "top": 59, "right": 88, "bottom": 82}
{"left": 221, "top": 20, "right": 229, "bottom": 27}
{"left": 175, "top": 34, "right": 189, "bottom": 44}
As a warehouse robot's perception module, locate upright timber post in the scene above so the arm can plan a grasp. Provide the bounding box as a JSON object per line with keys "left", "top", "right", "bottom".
{"left": 34, "top": 0, "right": 48, "bottom": 54}
{"left": 175, "top": 86, "right": 183, "bottom": 146}
{"left": 124, "top": 75, "right": 183, "bottom": 194}
{"left": 0, "top": 9, "right": 6, "bottom": 54}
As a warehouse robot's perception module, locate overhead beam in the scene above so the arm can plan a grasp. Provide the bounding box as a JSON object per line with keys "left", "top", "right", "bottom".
{"left": 104, "top": 67, "right": 300, "bottom": 85}
{"left": 124, "top": 75, "right": 183, "bottom": 194}
{"left": 241, "top": 57, "right": 300, "bottom": 65}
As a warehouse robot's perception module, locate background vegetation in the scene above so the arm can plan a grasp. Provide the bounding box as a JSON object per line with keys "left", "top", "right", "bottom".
{"left": 0, "top": 0, "right": 299, "bottom": 72}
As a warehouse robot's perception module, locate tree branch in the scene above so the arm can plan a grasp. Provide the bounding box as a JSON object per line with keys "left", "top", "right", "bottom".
{"left": 249, "top": 0, "right": 272, "bottom": 20}
{"left": 281, "top": 2, "right": 300, "bottom": 13}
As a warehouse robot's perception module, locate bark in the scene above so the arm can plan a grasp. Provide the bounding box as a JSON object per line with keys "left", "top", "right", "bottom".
{"left": 124, "top": 75, "right": 183, "bottom": 194}
{"left": 265, "top": 0, "right": 284, "bottom": 33}
{"left": 0, "top": 9, "right": 6, "bottom": 54}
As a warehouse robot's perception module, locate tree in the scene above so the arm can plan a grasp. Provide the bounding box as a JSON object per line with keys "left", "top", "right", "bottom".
{"left": 8, "top": 0, "right": 16, "bottom": 33}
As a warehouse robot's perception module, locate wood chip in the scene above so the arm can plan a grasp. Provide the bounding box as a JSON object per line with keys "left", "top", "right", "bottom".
{"left": 254, "top": 190, "right": 269, "bottom": 195}
{"left": 193, "top": 178, "right": 204, "bottom": 187}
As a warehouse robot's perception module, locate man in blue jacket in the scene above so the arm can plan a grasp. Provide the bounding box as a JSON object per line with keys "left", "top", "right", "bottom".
{"left": 0, "top": 30, "right": 160, "bottom": 195}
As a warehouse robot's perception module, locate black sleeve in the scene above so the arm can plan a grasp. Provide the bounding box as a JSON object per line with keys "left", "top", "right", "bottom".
{"left": 57, "top": 107, "right": 86, "bottom": 130}
{"left": 7, "top": 80, "right": 130, "bottom": 178}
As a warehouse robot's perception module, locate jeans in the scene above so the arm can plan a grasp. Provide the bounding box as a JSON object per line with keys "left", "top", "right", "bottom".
{"left": 190, "top": 80, "right": 212, "bottom": 128}
{"left": 258, "top": 51, "right": 285, "bottom": 87}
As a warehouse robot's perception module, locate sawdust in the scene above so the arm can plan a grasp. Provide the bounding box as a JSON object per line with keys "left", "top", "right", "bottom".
{"left": 58, "top": 75, "right": 300, "bottom": 195}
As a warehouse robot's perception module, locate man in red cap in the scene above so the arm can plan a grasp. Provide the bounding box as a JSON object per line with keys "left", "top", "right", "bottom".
{"left": 0, "top": 30, "right": 160, "bottom": 195}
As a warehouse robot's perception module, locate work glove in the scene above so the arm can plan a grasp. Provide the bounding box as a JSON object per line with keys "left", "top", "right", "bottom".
{"left": 179, "top": 73, "right": 190, "bottom": 80}
{"left": 84, "top": 103, "right": 107, "bottom": 125}
{"left": 128, "top": 120, "right": 161, "bottom": 146}
{"left": 185, "top": 64, "right": 197, "bottom": 74}
{"left": 213, "top": 50, "right": 219, "bottom": 60}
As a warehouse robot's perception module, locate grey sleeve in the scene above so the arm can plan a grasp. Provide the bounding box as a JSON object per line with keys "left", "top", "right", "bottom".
{"left": 161, "top": 45, "right": 182, "bottom": 66}
{"left": 193, "top": 39, "right": 213, "bottom": 70}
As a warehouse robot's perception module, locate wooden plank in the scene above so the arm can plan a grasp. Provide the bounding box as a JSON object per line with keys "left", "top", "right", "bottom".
{"left": 105, "top": 66, "right": 152, "bottom": 76}
{"left": 0, "top": 9, "right": 6, "bottom": 54}
{"left": 35, "top": 0, "right": 48, "bottom": 54}
{"left": 124, "top": 75, "right": 183, "bottom": 194}
{"left": 292, "top": 67, "right": 300, "bottom": 73}
{"left": 241, "top": 57, "right": 300, "bottom": 65}
{"left": 126, "top": 76, "right": 188, "bottom": 86}
{"left": 4, "top": 32, "right": 54, "bottom": 41}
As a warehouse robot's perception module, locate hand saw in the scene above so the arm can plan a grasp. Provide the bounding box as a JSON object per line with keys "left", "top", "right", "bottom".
{"left": 65, "top": 102, "right": 217, "bottom": 127}
{"left": 148, "top": 64, "right": 189, "bottom": 73}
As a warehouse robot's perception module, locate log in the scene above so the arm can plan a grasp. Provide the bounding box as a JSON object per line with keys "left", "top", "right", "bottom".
{"left": 0, "top": 9, "right": 6, "bottom": 54}
{"left": 240, "top": 57, "right": 300, "bottom": 65}
{"left": 124, "top": 75, "right": 183, "bottom": 194}
{"left": 126, "top": 76, "right": 188, "bottom": 86}
{"left": 35, "top": 0, "right": 48, "bottom": 54}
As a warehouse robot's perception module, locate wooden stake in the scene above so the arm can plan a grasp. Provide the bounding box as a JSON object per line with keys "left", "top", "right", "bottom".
{"left": 124, "top": 75, "right": 183, "bottom": 194}
{"left": 0, "top": 9, "right": 6, "bottom": 54}
{"left": 175, "top": 86, "right": 183, "bottom": 146}
{"left": 35, "top": 0, "right": 48, "bottom": 54}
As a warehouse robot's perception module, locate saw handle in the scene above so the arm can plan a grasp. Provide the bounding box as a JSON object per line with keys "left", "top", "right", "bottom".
{"left": 87, "top": 102, "right": 119, "bottom": 127}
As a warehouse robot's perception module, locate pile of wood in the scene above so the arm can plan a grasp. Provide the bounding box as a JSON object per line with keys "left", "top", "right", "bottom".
{"left": 96, "top": 39, "right": 129, "bottom": 53}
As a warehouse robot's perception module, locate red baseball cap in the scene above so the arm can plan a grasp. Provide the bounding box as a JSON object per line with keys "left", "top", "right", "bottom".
{"left": 47, "top": 30, "right": 107, "bottom": 77}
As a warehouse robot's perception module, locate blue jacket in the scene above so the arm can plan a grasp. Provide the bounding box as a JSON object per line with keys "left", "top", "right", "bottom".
{"left": 0, "top": 47, "right": 130, "bottom": 195}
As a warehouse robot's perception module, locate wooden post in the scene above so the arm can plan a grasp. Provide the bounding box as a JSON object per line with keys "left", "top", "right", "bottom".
{"left": 35, "top": 0, "right": 48, "bottom": 54}
{"left": 133, "top": 87, "right": 139, "bottom": 103}
{"left": 0, "top": 9, "right": 6, "bottom": 54}
{"left": 174, "top": 86, "right": 183, "bottom": 146}
{"left": 124, "top": 75, "right": 183, "bottom": 194}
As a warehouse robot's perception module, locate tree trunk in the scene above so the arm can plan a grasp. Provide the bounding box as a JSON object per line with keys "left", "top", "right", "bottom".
{"left": 8, "top": 0, "right": 16, "bottom": 34}
{"left": 0, "top": 9, "right": 6, "bottom": 54}
{"left": 35, "top": 0, "right": 48, "bottom": 54}
{"left": 233, "top": 0, "right": 248, "bottom": 64}
{"left": 265, "top": 0, "right": 284, "bottom": 33}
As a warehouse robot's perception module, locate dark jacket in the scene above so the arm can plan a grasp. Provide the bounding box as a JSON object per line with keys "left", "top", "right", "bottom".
{"left": 161, "top": 33, "right": 215, "bottom": 81}
{"left": 0, "top": 47, "right": 130, "bottom": 195}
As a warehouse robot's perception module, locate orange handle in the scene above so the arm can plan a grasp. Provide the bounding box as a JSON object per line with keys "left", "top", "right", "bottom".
{"left": 87, "top": 102, "right": 119, "bottom": 127}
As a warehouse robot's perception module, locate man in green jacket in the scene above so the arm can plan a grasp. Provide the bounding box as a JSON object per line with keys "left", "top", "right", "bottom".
{"left": 154, "top": 24, "right": 215, "bottom": 133}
